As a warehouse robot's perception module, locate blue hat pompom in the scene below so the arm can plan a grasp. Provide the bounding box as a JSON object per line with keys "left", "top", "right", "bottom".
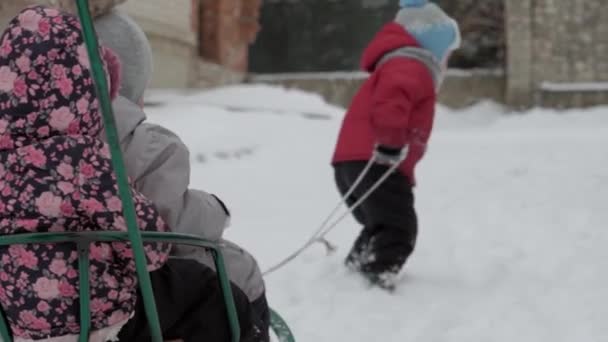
{"left": 400, "top": 0, "right": 429, "bottom": 7}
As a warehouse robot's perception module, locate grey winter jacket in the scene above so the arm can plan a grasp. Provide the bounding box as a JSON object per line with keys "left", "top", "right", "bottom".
{"left": 105, "top": 97, "right": 265, "bottom": 301}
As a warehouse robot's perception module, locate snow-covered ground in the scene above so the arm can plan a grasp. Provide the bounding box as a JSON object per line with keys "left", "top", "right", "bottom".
{"left": 145, "top": 85, "right": 608, "bottom": 342}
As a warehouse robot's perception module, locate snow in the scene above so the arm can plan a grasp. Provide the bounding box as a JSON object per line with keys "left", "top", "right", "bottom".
{"left": 144, "top": 85, "right": 608, "bottom": 342}
{"left": 541, "top": 81, "right": 608, "bottom": 92}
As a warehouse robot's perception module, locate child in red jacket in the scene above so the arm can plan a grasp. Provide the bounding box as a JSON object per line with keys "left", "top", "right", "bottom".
{"left": 332, "top": 0, "right": 461, "bottom": 290}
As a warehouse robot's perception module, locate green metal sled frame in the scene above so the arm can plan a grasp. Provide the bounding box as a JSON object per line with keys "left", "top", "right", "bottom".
{"left": 0, "top": 232, "right": 240, "bottom": 342}
{"left": 0, "top": 1, "right": 295, "bottom": 342}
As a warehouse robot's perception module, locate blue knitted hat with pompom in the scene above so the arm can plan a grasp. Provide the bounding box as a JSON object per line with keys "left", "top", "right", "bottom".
{"left": 396, "top": 0, "right": 461, "bottom": 62}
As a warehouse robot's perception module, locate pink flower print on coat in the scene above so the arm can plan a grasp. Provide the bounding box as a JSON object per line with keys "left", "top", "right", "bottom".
{"left": 36, "top": 301, "right": 50, "bottom": 313}
{"left": 23, "top": 146, "right": 47, "bottom": 168}
{"left": 90, "top": 244, "right": 111, "bottom": 262}
{"left": 57, "top": 181, "right": 74, "bottom": 195}
{"left": 49, "top": 259, "right": 67, "bottom": 276}
{"left": 81, "top": 198, "right": 104, "bottom": 214}
{"left": 76, "top": 97, "right": 90, "bottom": 114}
{"left": 35, "top": 192, "right": 62, "bottom": 217}
{"left": 59, "top": 200, "right": 75, "bottom": 216}
{"left": 77, "top": 44, "right": 90, "bottom": 69}
{"left": 0, "top": 6, "right": 171, "bottom": 339}
{"left": 72, "top": 65, "right": 82, "bottom": 77}
{"left": 106, "top": 196, "right": 123, "bottom": 212}
{"left": 18, "top": 10, "right": 43, "bottom": 32}
{"left": 57, "top": 162, "right": 74, "bottom": 179}
{"left": 37, "top": 18, "right": 51, "bottom": 37}
{"left": 0, "top": 119, "right": 8, "bottom": 134}
{"left": 90, "top": 298, "right": 113, "bottom": 314}
{"left": 55, "top": 76, "right": 74, "bottom": 98}
{"left": 107, "top": 290, "right": 118, "bottom": 300}
{"left": 16, "top": 55, "right": 31, "bottom": 73}
{"left": 36, "top": 126, "right": 50, "bottom": 137}
{"left": 32, "top": 277, "right": 60, "bottom": 300}
{"left": 13, "top": 77, "right": 27, "bottom": 98}
{"left": 0, "top": 66, "right": 17, "bottom": 92}
{"left": 51, "top": 65, "right": 66, "bottom": 79}
{"left": 18, "top": 249, "right": 39, "bottom": 270}
{"left": 49, "top": 106, "right": 75, "bottom": 131}
{"left": 15, "top": 219, "right": 39, "bottom": 232}
{"left": 80, "top": 161, "right": 96, "bottom": 179}
{"left": 58, "top": 280, "right": 76, "bottom": 298}
{"left": 0, "top": 39, "right": 12, "bottom": 58}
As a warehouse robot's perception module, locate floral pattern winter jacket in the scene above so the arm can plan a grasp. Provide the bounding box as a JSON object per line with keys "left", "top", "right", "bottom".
{"left": 0, "top": 6, "right": 170, "bottom": 340}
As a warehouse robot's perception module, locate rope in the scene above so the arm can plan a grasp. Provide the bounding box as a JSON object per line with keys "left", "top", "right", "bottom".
{"left": 263, "top": 152, "right": 405, "bottom": 276}
{"left": 262, "top": 158, "right": 376, "bottom": 276}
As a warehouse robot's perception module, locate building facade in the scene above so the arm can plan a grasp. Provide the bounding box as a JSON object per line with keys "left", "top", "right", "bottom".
{"left": 0, "top": 0, "right": 262, "bottom": 89}
{"left": 506, "top": 0, "right": 608, "bottom": 107}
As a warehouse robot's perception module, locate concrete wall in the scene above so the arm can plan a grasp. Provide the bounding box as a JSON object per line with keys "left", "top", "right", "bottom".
{"left": 505, "top": 0, "right": 608, "bottom": 108}
{"left": 120, "top": 0, "right": 198, "bottom": 89}
{"left": 251, "top": 69, "right": 505, "bottom": 109}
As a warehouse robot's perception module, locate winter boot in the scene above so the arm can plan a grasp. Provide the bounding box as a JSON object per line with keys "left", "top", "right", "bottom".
{"left": 357, "top": 226, "right": 415, "bottom": 290}
{"left": 344, "top": 226, "right": 376, "bottom": 271}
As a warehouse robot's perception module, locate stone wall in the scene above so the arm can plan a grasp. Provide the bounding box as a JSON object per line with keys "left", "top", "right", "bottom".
{"left": 530, "top": 1, "right": 608, "bottom": 84}
{"left": 251, "top": 69, "right": 505, "bottom": 109}
{"left": 505, "top": 0, "right": 608, "bottom": 108}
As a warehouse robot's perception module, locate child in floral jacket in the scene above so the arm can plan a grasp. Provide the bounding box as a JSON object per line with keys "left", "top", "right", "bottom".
{"left": 0, "top": 6, "right": 171, "bottom": 341}
{"left": 0, "top": 6, "right": 260, "bottom": 342}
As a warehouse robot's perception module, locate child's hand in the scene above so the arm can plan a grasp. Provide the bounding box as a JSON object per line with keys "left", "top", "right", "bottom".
{"left": 373, "top": 145, "right": 408, "bottom": 165}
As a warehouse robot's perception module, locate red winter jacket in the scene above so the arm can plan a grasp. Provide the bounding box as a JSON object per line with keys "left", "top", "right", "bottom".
{"left": 332, "top": 23, "right": 437, "bottom": 185}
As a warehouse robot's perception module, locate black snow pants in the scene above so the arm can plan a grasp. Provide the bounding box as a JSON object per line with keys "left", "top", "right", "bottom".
{"left": 334, "top": 161, "right": 418, "bottom": 276}
{"left": 117, "top": 259, "right": 263, "bottom": 342}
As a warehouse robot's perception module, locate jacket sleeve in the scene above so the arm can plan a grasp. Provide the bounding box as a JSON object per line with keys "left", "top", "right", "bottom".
{"left": 122, "top": 122, "right": 229, "bottom": 242}
{"left": 81, "top": 147, "right": 171, "bottom": 272}
{"left": 370, "top": 58, "right": 435, "bottom": 148}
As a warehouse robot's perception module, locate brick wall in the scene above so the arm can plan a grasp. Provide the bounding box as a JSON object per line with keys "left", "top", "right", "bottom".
{"left": 199, "top": 0, "right": 261, "bottom": 72}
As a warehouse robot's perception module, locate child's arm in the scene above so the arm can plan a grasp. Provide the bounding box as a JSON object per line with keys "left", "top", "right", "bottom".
{"left": 77, "top": 142, "right": 172, "bottom": 271}
{"left": 87, "top": 189, "right": 172, "bottom": 271}
{"left": 370, "top": 58, "right": 435, "bottom": 148}
{"left": 124, "top": 123, "right": 229, "bottom": 241}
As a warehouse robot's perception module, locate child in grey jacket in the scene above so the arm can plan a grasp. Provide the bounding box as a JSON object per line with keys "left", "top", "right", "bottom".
{"left": 95, "top": 8, "right": 269, "bottom": 339}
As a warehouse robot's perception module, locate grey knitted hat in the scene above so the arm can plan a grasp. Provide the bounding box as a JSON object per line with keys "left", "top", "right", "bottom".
{"left": 95, "top": 8, "right": 153, "bottom": 103}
